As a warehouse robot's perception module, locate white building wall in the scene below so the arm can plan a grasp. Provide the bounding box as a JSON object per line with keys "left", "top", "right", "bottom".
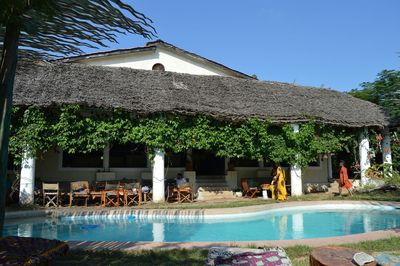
{"left": 77, "top": 47, "right": 233, "bottom": 77}
{"left": 36, "top": 150, "right": 185, "bottom": 183}
{"left": 302, "top": 157, "right": 329, "bottom": 184}
{"left": 37, "top": 150, "right": 329, "bottom": 194}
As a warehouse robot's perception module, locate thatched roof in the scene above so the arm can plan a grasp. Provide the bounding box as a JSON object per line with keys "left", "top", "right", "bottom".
{"left": 14, "top": 61, "right": 389, "bottom": 128}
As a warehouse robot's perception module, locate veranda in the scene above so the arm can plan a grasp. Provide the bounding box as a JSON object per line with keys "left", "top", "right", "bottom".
{"left": 10, "top": 60, "right": 393, "bottom": 205}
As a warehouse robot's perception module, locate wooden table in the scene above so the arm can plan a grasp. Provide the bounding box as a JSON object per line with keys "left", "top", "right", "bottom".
{"left": 310, "top": 246, "right": 377, "bottom": 266}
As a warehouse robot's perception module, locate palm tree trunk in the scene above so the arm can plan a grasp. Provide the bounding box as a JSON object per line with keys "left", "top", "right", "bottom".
{"left": 0, "top": 21, "right": 20, "bottom": 236}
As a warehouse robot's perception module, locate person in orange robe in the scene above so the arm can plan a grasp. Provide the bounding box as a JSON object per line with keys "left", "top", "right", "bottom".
{"left": 339, "top": 160, "right": 353, "bottom": 196}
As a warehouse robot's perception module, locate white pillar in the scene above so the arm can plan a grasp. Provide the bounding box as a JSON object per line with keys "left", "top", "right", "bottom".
{"left": 19, "top": 151, "right": 36, "bottom": 205}
{"left": 327, "top": 154, "right": 333, "bottom": 180}
{"left": 382, "top": 128, "right": 392, "bottom": 177}
{"left": 152, "top": 149, "right": 165, "bottom": 203}
{"left": 290, "top": 124, "right": 303, "bottom": 196}
{"left": 103, "top": 143, "right": 110, "bottom": 171}
{"left": 152, "top": 222, "right": 165, "bottom": 242}
{"left": 359, "top": 128, "right": 371, "bottom": 185}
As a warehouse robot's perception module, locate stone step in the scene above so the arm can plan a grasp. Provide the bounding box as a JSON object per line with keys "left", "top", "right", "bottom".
{"left": 197, "top": 186, "right": 232, "bottom": 192}
{"left": 197, "top": 190, "right": 237, "bottom": 201}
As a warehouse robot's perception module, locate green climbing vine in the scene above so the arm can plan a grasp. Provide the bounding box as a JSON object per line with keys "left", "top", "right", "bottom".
{"left": 9, "top": 105, "right": 356, "bottom": 168}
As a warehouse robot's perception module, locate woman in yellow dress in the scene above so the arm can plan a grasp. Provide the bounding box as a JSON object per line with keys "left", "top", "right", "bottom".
{"left": 271, "top": 163, "right": 287, "bottom": 201}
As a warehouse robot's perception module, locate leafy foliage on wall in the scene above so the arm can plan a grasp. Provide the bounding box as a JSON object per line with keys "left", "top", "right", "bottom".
{"left": 10, "top": 105, "right": 356, "bottom": 168}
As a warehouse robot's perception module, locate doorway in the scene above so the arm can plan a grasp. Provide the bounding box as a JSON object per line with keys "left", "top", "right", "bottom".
{"left": 192, "top": 150, "right": 225, "bottom": 177}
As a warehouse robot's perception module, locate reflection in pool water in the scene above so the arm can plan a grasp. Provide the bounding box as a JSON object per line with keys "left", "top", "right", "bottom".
{"left": 4, "top": 205, "right": 400, "bottom": 242}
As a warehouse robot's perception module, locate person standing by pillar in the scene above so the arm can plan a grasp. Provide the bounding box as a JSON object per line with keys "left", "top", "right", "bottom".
{"left": 339, "top": 160, "right": 353, "bottom": 196}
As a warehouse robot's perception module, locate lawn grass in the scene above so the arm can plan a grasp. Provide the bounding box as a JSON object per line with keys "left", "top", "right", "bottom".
{"left": 286, "top": 236, "right": 400, "bottom": 266}
{"left": 6, "top": 190, "right": 399, "bottom": 211}
{"left": 54, "top": 237, "right": 400, "bottom": 266}
{"left": 54, "top": 249, "right": 209, "bottom": 266}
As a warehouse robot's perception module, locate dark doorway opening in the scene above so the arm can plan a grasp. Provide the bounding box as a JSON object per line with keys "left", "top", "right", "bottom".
{"left": 192, "top": 150, "right": 225, "bottom": 176}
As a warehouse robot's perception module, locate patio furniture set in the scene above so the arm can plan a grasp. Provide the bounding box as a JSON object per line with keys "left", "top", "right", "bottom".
{"left": 41, "top": 180, "right": 150, "bottom": 207}
{"left": 41, "top": 179, "right": 194, "bottom": 207}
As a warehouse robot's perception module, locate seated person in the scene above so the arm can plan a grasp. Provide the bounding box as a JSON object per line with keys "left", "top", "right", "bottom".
{"left": 175, "top": 173, "right": 189, "bottom": 187}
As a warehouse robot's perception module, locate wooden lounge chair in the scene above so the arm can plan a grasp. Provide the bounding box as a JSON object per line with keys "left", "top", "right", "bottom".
{"left": 241, "top": 179, "right": 260, "bottom": 198}
{"left": 123, "top": 182, "right": 142, "bottom": 206}
{"left": 90, "top": 181, "right": 105, "bottom": 205}
{"left": 42, "top": 182, "right": 59, "bottom": 207}
{"left": 101, "top": 182, "right": 120, "bottom": 207}
{"left": 177, "top": 186, "right": 193, "bottom": 203}
{"left": 141, "top": 181, "right": 152, "bottom": 203}
{"left": 166, "top": 185, "right": 178, "bottom": 202}
{"left": 69, "top": 181, "right": 90, "bottom": 207}
{"left": 166, "top": 185, "right": 193, "bottom": 203}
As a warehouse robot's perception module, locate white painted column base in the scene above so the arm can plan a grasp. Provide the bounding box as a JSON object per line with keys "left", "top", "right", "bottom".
{"left": 359, "top": 128, "right": 371, "bottom": 185}
{"left": 19, "top": 153, "right": 36, "bottom": 206}
{"left": 290, "top": 165, "right": 302, "bottom": 196}
{"left": 152, "top": 149, "right": 165, "bottom": 203}
{"left": 290, "top": 124, "right": 303, "bottom": 196}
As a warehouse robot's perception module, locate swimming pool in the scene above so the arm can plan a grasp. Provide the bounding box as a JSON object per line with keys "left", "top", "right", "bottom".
{"left": 4, "top": 204, "right": 400, "bottom": 242}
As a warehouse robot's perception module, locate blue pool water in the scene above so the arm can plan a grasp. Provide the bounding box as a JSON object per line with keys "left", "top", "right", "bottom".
{"left": 4, "top": 205, "right": 400, "bottom": 242}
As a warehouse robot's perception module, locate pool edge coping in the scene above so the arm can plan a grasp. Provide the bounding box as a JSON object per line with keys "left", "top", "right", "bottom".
{"left": 66, "top": 229, "right": 400, "bottom": 250}
{"left": 5, "top": 200, "right": 400, "bottom": 220}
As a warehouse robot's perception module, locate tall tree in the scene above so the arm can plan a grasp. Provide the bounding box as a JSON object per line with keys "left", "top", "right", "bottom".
{"left": 0, "top": 0, "right": 155, "bottom": 235}
{"left": 349, "top": 69, "right": 400, "bottom": 170}
{"left": 349, "top": 70, "right": 400, "bottom": 124}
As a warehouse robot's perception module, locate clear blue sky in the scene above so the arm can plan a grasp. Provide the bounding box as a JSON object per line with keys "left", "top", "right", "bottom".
{"left": 87, "top": 0, "right": 400, "bottom": 92}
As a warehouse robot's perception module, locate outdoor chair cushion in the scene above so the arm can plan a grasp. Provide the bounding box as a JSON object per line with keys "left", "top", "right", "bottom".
{"left": 177, "top": 182, "right": 190, "bottom": 188}
{"left": 142, "top": 186, "right": 150, "bottom": 193}
{"left": 126, "top": 188, "right": 139, "bottom": 195}
{"left": 106, "top": 191, "right": 118, "bottom": 196}
{"left": 72, "top": 190, "right": 89, "bottom": 196}
{"left": 206, "top": 247, "right": 292, "bottom": 266}
{"left": 124, "top": 182, "right": 141, "bottom": 190}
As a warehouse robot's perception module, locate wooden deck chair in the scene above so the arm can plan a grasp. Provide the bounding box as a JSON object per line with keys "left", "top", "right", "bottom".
{"left": 241, "top": 179, "right": 260, "bottom": 198}
{"left": 123, "top": 182, "right": 142, "bottom": 206}
{"left": 177, "top": 186, "right": 193, "bottom": 203}
{"left": 69, "top": 181, "right": 90, "bottom": 207}
{"left": 90, "top": 181, "right": 105, "bottom": 205}
{"left": 42, "top": 182, "right": 59, "bottom": 207}
{"left": 101, "top": 182, "right": 120, "bottom": 207}
{"left": 166, "top": 185, "right": 179, "bottom": 202}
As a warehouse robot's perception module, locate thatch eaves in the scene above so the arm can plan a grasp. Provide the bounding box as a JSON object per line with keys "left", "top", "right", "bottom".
{"left": 13, "top": 61, "right": 389, "bottom": 128}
